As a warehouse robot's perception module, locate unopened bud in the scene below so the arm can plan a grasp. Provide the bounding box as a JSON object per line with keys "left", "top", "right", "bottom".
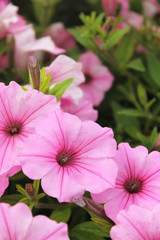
{"left": 72, "top": 196, "right": 115, "bottom": 225}
{"left": 28, "top": 56, "right": 40, "bottom": 90}
{"left": 25, "top": 183, "right": 36, "bottom": 198}
{"left": 72, "top": 196, "right": 86, "bottom": 207}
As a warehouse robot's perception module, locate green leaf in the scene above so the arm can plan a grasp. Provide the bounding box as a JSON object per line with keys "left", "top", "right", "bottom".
{"left": 127, "top": 58, "right": 145, "bottom": 72}
{"left": 118, "top": 109, "right": 145, "bottom": 117}
{"left": 33, "top": 180, "right": 40, "bottom": 194}
{"left": 40, "top": 68, "right": 52, "bottom": 94}
{"left": 111, "top": 101, "right": 140, "bottom": 133}
{"left": 0, "top": 194, "right": 23, "bottom": 205}
{"left": 137, "top": 84, "right": 147, "bottom": 106}
{"left": 50, "top": 207, "right": 71, "bottom": 223}
{"left": 105, "top": 26, "right": 130, "bottom": 50}
{"left": 19, "top": 198, "right": 31, "bottom": 205}
{"left": 70, "top": 221, "right": 107, "bottom": 240}
{"left": 37, "top": 193, "right": 46, "bottom": 201}
{"left": 145, "top": 98, "right": 156, "bottom": 110}
{"left": 16, "top": 184, "right": 27, "bottom": 196}
{"left": 69, "top": 29, "right": 96, "bottom": 51}
{"left": 48, "top": 78, "right": 74, "bottom": 101}
{"left": 149, "top": 127, "right": 158, "bottom": 150}
{"left": 147, "top": 52, "right": 160, "bottom": 87}
{"left": 115, "top": 30, "right": 135, "bottom": 63}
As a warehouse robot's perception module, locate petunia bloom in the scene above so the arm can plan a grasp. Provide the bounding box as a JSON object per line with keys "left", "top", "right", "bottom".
{"left": 14, "top": 27, "right": 65, "bottom": 70}
{"left": 92, "top": 143, "right": 160, "bottom": 221}
{"left": 102, "top": 0, "right": 129, "bottom": 17}
{"left": 19, "top": 109, "right": 117, "bottom": 202}
{"left": 0, "top": 203, "right": 69, "bottom": 240}
{"left": 0, "top": 81, "right": 58, "bottom": 175}
{"left": 45, "top": 22, "right": 76, "bottom": 50}
{"left": 46, "top": 54, "right": 85, "bottom": 104}
{"left": 0, "top": 0, "right": 29, "bottom": 39}
{"left": 110, "top": 204, "right": 160, "bottom": 240}
{"left": 60, "top": 97, "right": 98, "bottom": 121}
{"left": 79, "top": 51, "right": 114, "bottom": 106}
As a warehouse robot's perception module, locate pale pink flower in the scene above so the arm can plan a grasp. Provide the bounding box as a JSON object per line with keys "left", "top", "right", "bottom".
{"left": 0, "top": 203, "right": 69, "bottom": 240}
{"left": 19, "top": 110, "right": 117, "bottom": 202}
{"left": 60, "top": 97, "right": 98, "bottom": 121}
{"left": 0, "top": 171, "right": 10, "bottom": 197}
{"left": 46, "top": 55, "right": 85, "bottom": 104}
{"left": 45, "top": 22, "right": 76, "bottom": 50}
{"left": 0, "top": 81, "right": 58, "bottom": 175}
{"left": 79, "top": 51, "right": 114, "bottom": 106}
{"left": 125, "top": 11, "right": 143, "bottom": 29}
{"left": 0, "top": 1, "right": 29, "bottom": 39}
{"left": 92, "top": 143, "right": 160, "bottom": 221}
{"left": 102, "top": 0, "right": 129, "bottom": 16}
{"left": 143, "top": 0, "right": 158, "bottom": 17}
{"left": 14, "top": 27, "right": 65, "bottom": 70}
{"left": 111, "top": 204, "right": 160, "bottom": 240}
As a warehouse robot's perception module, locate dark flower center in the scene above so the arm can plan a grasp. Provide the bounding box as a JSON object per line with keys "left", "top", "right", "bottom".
{"left": 4, "top": 122, "right": 22, "bottom": 136}
{"left": 85, "top": 74, "right": 92, "bottom": 84}
{"left": 56, "top": 150, "right": 75, "bottom": 166}
{"left": 123, "top": 178, "right": 143, "bottom": 194}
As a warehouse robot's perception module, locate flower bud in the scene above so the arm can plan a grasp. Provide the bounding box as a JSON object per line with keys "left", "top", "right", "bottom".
{"left": 72, "top": 196, "right": 114, "bottom": 225}
{"left": 25, "top": 183, "right": 36, "bottom": 198}
{"left": 28, "top": 55, "right": 40, "bottom": 90}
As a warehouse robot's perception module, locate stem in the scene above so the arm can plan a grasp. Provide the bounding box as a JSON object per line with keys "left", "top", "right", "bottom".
{"left": 34, "top": 202, "right": 70, "bottom": 209}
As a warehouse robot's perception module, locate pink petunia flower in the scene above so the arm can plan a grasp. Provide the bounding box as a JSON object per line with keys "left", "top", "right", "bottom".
{"left": 0, "top": 203, "right": 69, "bottom": 240}
{"left": 79, "top": 51, "right": 114, "bottom": 106}
{"left": 14, "top": 27, "right": 65, "bottom": 70}
{"left": 46, "top": 54, "right": 85, "bottom": 104}
{"left": 92, "top": 143, "right": 160, "bottom": 221}
{"left": 0, "top": 1, "right": 30, "bottom": 39}
{"left": 111, "top": 204, "right": 160, "bottom": 240}
{"left": 0, "top": 81, "right": 58, "bottom": 175}
{"left": 45, "top": 22, "right": 76, "bottom": 50}
{"left": 102, "top": 0, "right": 129, "bottom": 17}
{"left": 143, "top": 0, "right": 158, "bottom": 17}
{"left": 60, "top": 97, "right": 98, "bottom": 121}
{"left": 19, "top": 109, "right": 117, "bottom": 202}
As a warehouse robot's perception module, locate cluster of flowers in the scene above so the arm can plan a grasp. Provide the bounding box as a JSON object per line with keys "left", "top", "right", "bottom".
{"left": 1, "top": 0, "right": 160, "bottom": 239}
{"left": 1, "top": 79, "right": 160, "bottom": 239}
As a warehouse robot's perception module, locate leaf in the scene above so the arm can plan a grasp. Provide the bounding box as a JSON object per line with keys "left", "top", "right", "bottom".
{"left": 105, "top": 26, "right": 130, "bottom": 50}
{"left": 115, "top": 30, "right": 135, "bottom": 63}
{"left": 69, "top": 29, "right": 96, "bottom": 51}
{"left": 16, "top": 184, "right": 27, "bottom": 196}
{"left": 48, "top": 78, "right": 74, "bottom": 101}
{"left": 40, "top": 68, "right": 52, "bottom": 93}
{"left": 70, "top": 221, "right": 107, "bottom": 240}
{"left": 127, "top": 58, "right": 145, "bottom": 72}
{"left": 118, "top": 109, "right": 145, "bottom": 117}
{"left": 149, "top": 127, "right": 158, "bottom": 150}
{"left": 50, "top": 207, "right": 71, "bottom": 223}
{"left": 137, "top": 84, "right": 147, "bottom": 106}
{"left": 33, "top": 180, "right": 40, "bottom": 194}
{"left": 111, "top": 101, "right": 140, "bottom": 133}
{"left": 19, "top": 198, "right": 31, "bottom": 205}
{"left": 147, "top": 52, "right": 160, "bottom": 87}
{"left": 37, "top": 193, "right": 46, "bottom": 201}
{"left": 0, "top": 194, "right": 23, "bottom": 205}
{"left": 145, "top": 98, "right": 156, "bottom": 110}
